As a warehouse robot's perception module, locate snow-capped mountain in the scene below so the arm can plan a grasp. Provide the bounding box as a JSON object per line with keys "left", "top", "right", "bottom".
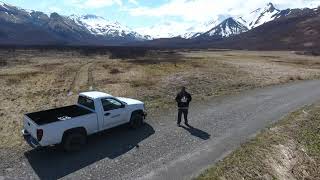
{"left": 274, "top": 7, "right": 317, "bottom": 19}
{"left": 69, "top": 14, "right": 150, "bottom": 40}
{"left": 237, "top": 2, "right": 318, "bottom": 30}
{"left": 194, "top": 2, "right": 303, "bottom": 39}
{"left": 203, "top": 7, "right": 320, "bottom": 51}
{"left": 239, "top": 3, "right": 280, "bottom": 29}
{"left": 199, "top": 17, "right": 248, "bottom": 39}
{"left": 0, "top": 2, "right": 148, "bottom": 45}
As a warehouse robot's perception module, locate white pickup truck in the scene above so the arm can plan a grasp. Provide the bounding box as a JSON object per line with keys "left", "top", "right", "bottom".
{"left": 22, "top": 91, "right": 147, "bottom": 152}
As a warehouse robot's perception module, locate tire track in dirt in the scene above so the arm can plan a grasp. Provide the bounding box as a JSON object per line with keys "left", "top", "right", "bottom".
{"left": 68, "top": 62, "right": 94, "bottom": 95}
{"left": 87, "top": 62, "right": 95, "bottom": 91}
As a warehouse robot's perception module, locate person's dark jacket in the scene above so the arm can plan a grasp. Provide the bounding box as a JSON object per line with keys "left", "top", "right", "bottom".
{"left": 175, "top": 91, "right": 192, "bottom": 108}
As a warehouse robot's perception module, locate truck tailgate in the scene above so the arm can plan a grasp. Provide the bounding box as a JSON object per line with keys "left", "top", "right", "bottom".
{"left": 23, "top": 115, "right": 38, "bottom": 139}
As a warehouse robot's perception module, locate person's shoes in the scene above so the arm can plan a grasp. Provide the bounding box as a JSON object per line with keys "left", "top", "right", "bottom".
{"left": 185, "top": 122, "right": 191, "bottom": 127}
{"left": 177, "top": 123, "right": 181, "bottom": 127}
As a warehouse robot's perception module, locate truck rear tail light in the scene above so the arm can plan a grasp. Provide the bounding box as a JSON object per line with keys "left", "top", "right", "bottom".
{"left": 37, "top": 129, "right": 43, "bottom": 141}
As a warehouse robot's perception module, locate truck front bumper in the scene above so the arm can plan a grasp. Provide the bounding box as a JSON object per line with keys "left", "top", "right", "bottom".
{"left": 22, "top": 129, "right": 41, "bottom": 148}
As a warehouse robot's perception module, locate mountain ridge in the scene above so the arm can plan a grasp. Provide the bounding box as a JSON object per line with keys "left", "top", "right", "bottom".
{"left": 0, "top": 1, "right": 148, "bottom": 45}
{"left": 0, "top": 1, "right": 319, "bottom": 46}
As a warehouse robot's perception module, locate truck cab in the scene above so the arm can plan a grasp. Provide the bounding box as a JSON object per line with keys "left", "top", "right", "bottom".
{"left": 78, "top": 91, "right": 146, "bottom": 132}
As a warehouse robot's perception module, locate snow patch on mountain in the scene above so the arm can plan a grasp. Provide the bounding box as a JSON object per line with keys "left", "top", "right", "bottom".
{"left": 0, "top": 1, "right": 8, "bottom": 10}
{"left": 239, "top": 3, "right": 280, "bottom": 29}
{"left": 70, "top": 14, "right": 149, "bottom": 40}
{"left": 202, "top": 17, "right": 248, "bottom": 38}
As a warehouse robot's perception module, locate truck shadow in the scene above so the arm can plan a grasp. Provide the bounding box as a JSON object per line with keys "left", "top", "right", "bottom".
{"left": 24, "top": 123, "right": 155, "bottom": 180}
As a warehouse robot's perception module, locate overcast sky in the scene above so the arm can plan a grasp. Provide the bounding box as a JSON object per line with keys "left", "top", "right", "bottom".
{"left": 2, "top": 0, "right": 320, "bottom": 29}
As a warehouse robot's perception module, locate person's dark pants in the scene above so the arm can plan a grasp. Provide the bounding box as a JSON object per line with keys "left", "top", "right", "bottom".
{"left": 177, "top": 108, "right": 188, "bottom": 125}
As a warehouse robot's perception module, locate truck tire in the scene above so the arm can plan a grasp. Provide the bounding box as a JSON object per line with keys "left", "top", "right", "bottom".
{"left": 129, "top": 112, "right": 143, "bottom": 129}
{"left": 62, "top": 131, "right": 87, "bottom": 152}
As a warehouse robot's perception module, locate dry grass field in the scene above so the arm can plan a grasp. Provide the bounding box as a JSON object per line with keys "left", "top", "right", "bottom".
{"left": 0, "top": 49, "right": 320, "bottom": 149}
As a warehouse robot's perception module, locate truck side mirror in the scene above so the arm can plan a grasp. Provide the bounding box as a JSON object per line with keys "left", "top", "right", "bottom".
{"left": 121, "top": 104, "right": 126, "bottom": 108}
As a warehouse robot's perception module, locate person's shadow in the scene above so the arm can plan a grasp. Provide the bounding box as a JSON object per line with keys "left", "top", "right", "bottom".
{"left": 24, "top": 123, "right": 155, "bottom": 180}
{"left": 181, "top": 125, "right": 210, "bottom": 140}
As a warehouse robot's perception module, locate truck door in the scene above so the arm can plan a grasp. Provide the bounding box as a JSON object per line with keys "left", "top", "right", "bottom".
{"left": 100, "top": 98, "right": 126, "bottom": 129}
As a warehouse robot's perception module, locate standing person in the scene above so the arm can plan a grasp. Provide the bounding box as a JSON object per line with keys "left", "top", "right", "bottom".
{"left": 175, "top": 86, "right": 192, "bottom": 127}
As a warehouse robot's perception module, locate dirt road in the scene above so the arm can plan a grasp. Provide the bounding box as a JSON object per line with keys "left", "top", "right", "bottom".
{"left": 68, "top": 62, "right": 94, "bottom": 94}
{"left": 2, "top": 80, "right": 320, "bottom": 180}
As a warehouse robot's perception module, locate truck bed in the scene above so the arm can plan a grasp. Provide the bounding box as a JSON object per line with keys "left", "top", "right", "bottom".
{"left": 26, "top": 105, "right": 93, "bottom": 125}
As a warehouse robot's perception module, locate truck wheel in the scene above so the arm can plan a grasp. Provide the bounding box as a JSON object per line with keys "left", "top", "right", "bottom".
{"left": 62, "top": 132, "right": 87, "bottom": 152}
{"left": 130, "top": 112, "right": 143, "bottom": 129}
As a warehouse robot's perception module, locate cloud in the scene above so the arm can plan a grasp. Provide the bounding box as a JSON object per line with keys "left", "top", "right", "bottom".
{"left": 129, "top": 0, "right": 217, "bottom": 22}
{"left": 47, "top": 6, "right": 62, "bottom": 13}
{"left": 128, "top": 0, "right": 138, "bottom": 5}
{"left": 70, "top": 0, "right": 123, "bottom": 8}
{"left": 128, "top": 0, "right": 320, "bottom": 22}
{"left": 135, "top": 20, "right": 194, "bottom": 38}
{"left": 129, "top": 0, "right": 320, "bottom": 37}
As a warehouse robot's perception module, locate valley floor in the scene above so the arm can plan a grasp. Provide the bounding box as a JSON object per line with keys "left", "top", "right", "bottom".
{"left": 0, "top": 49, "right": 320, "bottom": 149}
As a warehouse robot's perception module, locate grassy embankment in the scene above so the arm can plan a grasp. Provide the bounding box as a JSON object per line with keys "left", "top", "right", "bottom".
{"left": 197, "top": 104, "right": 320, "bottom": 180}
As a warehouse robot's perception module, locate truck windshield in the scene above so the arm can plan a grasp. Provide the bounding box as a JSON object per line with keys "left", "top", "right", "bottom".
{"left": 78, "top": 96, "right": 95, "bottom": 111}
